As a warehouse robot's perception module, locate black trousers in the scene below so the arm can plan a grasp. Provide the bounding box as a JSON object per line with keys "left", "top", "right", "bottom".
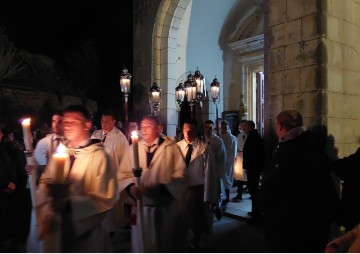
{"left": 246, "top": 169, "right": 261, "bottom": 215}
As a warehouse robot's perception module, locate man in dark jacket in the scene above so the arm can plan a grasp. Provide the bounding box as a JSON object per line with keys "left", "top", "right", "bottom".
{"left": 331, "top": 147, "right": 360, "bottom": 232}
{"left": 242, "top": 120, "right": 265, "bottom": 223}
{"left": 260, "top": 110, "right": 339, "bottom": 252}
{"left": 0, "top": 128, "right": 16, "bottom": 252}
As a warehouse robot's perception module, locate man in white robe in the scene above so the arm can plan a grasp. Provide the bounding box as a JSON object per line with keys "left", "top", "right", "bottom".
{"left": 91, "top": 109, "right": 129, "bottom": 233}
{"left": 34, "top": 112, "right": 64, "bottom": 184}
{"left": 35, "top": 104, "right": 117, "bottom": 252}
{"left": 117, "top": 115, "right": 188, "bottom": 253}
{"left": 219, "top": 120, "right": 237, "bottom": 209}
{"left": 202, "top": 119, "right": 226, "bottom": 220}
{"left": 178, "top": 118, "right": 218, "bottom": 251}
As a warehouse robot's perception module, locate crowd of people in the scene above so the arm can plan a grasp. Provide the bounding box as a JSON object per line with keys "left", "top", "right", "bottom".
{"left": 2, "top": 106, "right": 360, "bottom": 252}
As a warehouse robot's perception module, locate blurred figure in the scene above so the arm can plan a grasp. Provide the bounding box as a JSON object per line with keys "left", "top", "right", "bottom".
{"left": 260, "top": 110, "right": 339, "bottom": 252}
{"left": 232, "top": 120, "right": 248, "bottom": 202}
{"left": 118, "top": 115, "right": 188, "bottom": 252}
{"left": 36, "top": 105, "right": 117, "bottom": 252}
{"left": 178, "top": 118, "right": 217, "bottom": 251}
{"left": 219, "top": 120, "right": 237, "bottom": 210}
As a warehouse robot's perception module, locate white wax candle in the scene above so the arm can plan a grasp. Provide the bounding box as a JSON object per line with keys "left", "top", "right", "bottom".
{"left": 53, "top": 143, "right": 69, "bottom": 183}
{"left": 131, "top": 131, "right": 140, "bottom": 169}
{"left": 21, "top": 118, "right": 36, "bottom": 208}
{"left": 21, "top": 118, "right": 33, "bottom": 151}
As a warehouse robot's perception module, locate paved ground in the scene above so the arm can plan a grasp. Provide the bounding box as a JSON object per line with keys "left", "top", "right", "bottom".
{"left": 110, "top": 186, "right": 269, "bottom": 253}
{"left": 110, "top": 215, "right": 269, "bottom": 253}
{"left": 28, "top": 187, "right": 268, "bottom": 253}
{"left": 200, "top": 217, "right": 269, "bottom": 253}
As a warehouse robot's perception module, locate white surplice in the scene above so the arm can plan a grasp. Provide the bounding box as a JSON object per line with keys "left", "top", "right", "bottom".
{"left": 220, "top": 130, "right": 237, "bottom": 189}
{"left": 91, "top": 127, "right": 129, "bottom": 232}
{"left": 177, "top": 138, "right": 218, "bottom": 247}
{"left": 34, "top": 133, "right": 64, "bottom": 165}
{"left": 118, "top": 136, "right": 188, "bottom": 253}
{"left": 177, "top": 139, "right": 218, "bottom": 204}
{"left": 35, "top": 141, "right": 117, "bottom": 252}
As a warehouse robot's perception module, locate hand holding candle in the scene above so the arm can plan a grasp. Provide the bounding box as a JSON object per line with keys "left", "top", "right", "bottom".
{"left": 131, "top": 131, "right": 140, "bottom": 169}
{"left": 53, "top": 143, "right": 69, "bottom": 184}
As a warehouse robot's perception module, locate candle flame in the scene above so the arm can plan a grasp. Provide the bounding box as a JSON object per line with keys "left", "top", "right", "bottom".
{"left": 131, "top": 130, "right": 138, "bottom": 137}
{"left": 56, "top": 143, "right": 66, "bottom": 154}
{"left": 22, "top": 118, "right": 31, "bottom": 125}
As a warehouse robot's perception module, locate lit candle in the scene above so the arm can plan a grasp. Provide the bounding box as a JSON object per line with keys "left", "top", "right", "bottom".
{"left": 131, "top": 131, "right": 140, "bottom": 169}
{"left": 20, "top": 118, "right": 36, "bottom": 208}
{"left": 53, "top": 143, "right": 69, "bottom": 183}
{"left": 21, "top": 118, "right": 33, "bottom": 151}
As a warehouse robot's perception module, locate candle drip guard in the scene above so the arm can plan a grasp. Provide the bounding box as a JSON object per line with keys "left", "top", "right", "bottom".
{"left": 45, "top": 179, "right": 75, "bottom": 252}
{"left": 132, "top": 167, "right": 142, "bottom": 178}
{"left": 46, "top": 180, "right": 71, "bottom": 213}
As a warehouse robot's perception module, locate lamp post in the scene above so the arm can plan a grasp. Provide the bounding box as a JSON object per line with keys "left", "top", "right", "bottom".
{"left": 210, "top": 77, "right": 221, "bottom": 135}
{"left": 175, "top": 83, "right": 185, "bottom": 133}
{"left": 149, "top": 82, "right": 161, "bottom": 116}
{"left": 119, "top": 66, "right": 132, "bottom": 139}
{"left": 184, "top": 72, "right": 197, "bottom": 119}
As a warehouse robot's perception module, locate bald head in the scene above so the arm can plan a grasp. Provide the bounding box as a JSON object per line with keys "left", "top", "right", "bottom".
{"left": 276, "top": 110, "right": 303, "bottom": 138}
{"left": 277, "top": 110, "right": 303, "bottom": 130}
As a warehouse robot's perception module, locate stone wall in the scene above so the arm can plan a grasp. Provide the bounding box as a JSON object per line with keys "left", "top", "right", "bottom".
{"left": 266, "top": 0, "right": 360, "bottom": 158}
{"left": 323, "top": 0, "right": 360, "bottom": 157}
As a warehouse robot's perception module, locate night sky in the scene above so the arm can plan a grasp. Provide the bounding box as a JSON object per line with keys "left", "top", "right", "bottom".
{"left": 0, "top": 0, "right": 133, "bottom": 123}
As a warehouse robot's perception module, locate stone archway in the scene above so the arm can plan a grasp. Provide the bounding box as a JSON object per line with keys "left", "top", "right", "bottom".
{"left": 152, "top": 0, "right": 192, "bottom": 136}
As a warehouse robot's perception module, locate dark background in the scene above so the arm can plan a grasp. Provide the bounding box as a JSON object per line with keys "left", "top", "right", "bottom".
{"left": 0, "top": 0, "right": 133, "bottom": 127}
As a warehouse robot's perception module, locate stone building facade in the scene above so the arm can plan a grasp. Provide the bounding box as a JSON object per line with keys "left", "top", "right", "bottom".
{"left": 132, "top": 0, "right": 360, "bottom": 158}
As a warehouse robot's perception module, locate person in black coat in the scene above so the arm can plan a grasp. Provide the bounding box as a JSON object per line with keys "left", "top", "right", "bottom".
{"left": 330, "top": 147, "right": 360, "bottom": 232}
{"left": 1, "top": 128, "right": 32, "bottom": 252}
{"left": 259, "top": 110, "right": 339, "bottom": 253}
{"left": 242, "top": 120, "right": 265, "bottom": 223}
{"left": 0, "top": 128, "right": 16, "bottom": 252}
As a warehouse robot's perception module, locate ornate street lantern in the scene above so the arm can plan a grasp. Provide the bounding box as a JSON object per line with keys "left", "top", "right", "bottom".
{"left": 210, "top": 77, "right": 221, "bottom": 135}
{"left": 175, "top": 83, "right": 185, "bottom": 133}
{"left": 119, "top": 66, "right": 132, "bottom": 138}
{"left": 149, "top": 82, "right": 161, "bottom": 116}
